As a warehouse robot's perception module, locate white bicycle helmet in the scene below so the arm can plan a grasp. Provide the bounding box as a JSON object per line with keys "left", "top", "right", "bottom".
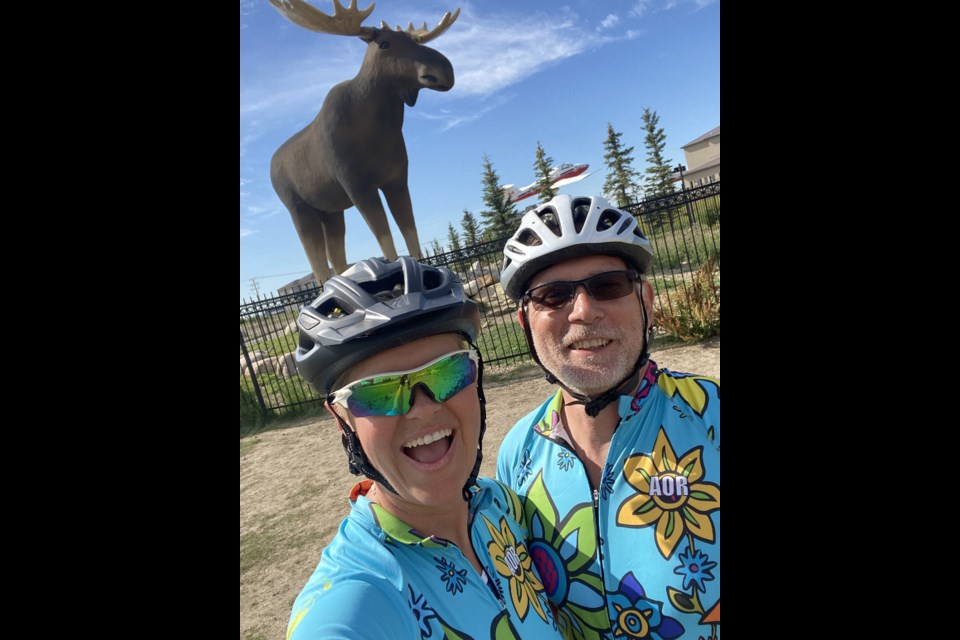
{"left": 500, "top": 194, "right": 653, "bottom": 301}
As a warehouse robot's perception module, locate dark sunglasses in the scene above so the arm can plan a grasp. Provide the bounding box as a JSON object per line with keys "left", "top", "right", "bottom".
{"left": 330, "top": 350, "right": 478, "bottom": 417}
{"left": 523, "top": 270, "right": 640, "bottom": 310}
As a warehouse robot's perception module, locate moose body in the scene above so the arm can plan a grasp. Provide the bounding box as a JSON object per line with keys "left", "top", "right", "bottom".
{"left": 269, "top": 0, "right": 458, "bottom": 283}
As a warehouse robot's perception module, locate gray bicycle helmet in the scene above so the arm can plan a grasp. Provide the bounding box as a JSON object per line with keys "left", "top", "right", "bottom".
{"left": 296, "top": 256, "right": 485, "bottom": 500}
{"left": 500, "top": 194, "right": 653, "bottom": 301}
{"left": 296, "top": 256, "right": 481, "bottom": 395}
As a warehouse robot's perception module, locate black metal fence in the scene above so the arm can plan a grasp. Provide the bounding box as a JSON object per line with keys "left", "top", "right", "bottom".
{"left": 240, "top": 182, "right": 719, "bottom": 417}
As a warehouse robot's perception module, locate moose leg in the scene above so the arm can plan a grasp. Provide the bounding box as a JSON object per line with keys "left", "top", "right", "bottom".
{"left": 347, "top": 189, "right": 399, "bottom": 261}
{"left": 382, "top": 184, "right": 423, "bottom": 259}
{"left": 321, "top": 210, "right": 349, "bottom": 274}
{"left": 288, "top": 201, "right": 333, "bottom": 283}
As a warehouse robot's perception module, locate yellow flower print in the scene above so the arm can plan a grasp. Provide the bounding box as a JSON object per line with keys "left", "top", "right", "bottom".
{"left": 484, "top": 515, "right": 548, "bottom": 622}
{"left": 616, "top": 428, "right": 720, "bottom": 559}
{"left": 657, "top": 373, "right": 719, "bottom": 418}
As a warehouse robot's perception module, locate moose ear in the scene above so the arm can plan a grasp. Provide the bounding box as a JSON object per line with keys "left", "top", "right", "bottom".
{"left": 359, "top": 28, "right": 378, "bottom": 43}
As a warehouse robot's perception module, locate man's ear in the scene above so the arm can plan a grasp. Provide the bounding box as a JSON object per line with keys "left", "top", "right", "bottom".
{"left": 639, "top": 280, "right": 656, "bottom": 326}
{"left": 641, "top": 280, "right": 655, "bottom": 310}
{"left": 516, "top": 307, "right": 527, "bottom": 330}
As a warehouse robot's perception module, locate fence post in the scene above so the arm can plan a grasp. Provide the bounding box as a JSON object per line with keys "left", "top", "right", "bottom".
{"left": 240, "top": 329, "right": 268, "bottom": 417}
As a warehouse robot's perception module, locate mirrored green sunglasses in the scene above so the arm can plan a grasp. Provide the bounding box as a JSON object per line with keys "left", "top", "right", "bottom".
{"left": 331, "top": 350, "right": 479, "bottom": 417}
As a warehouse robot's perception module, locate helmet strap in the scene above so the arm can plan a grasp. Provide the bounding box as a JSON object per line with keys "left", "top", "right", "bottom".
{"left": 462, "top": 334, "right": 486, "bottom": 501}
{"left": 326, "top": 400, "right": 398, "bottom": 495}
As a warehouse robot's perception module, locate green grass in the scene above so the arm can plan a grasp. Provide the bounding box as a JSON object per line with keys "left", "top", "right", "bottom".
{"left": 240, "top": 528, "right": 280, "bottom": 574}
{"left": 477, "top": 315, "right": 528, "bottom": 364}
{"left": 648, "top": 224, "right": 721, "bottom": 272}
{"left": 240, "top": 439, "right": 259, "bottom": 456}
{"left": 241, "top": 504, "right": 327, "bottom": 574}
{"left": 250, "top": 331, "right": 298, "bottom": 357}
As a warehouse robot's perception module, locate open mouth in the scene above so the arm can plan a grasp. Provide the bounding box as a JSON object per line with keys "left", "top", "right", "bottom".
{"left": 402, "top": 428, "right": 453, "bottom": 464}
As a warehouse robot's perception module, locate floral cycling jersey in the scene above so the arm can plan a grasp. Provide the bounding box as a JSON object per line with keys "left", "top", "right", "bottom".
{"left": 286, "top": 477, "right": 563, "bottom": 640}
{"left": 496, "top": 362, "right": 720, "bottom": 640}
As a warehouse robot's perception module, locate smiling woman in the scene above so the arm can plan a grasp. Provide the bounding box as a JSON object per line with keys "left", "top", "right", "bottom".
{"left": 283, "top": 256, "right": 561, "bottom": 640}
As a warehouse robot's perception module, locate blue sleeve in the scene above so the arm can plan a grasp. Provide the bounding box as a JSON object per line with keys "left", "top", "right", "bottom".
{"left": 287, "top": 579, "right": 415, "bottom": 640}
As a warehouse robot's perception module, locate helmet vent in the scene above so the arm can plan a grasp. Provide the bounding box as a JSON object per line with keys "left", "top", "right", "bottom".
{"left": 374, "top": 283, "right": 404, "bottom": 302}
{"left": 633, "top": 227, "right": 648, "bottom": 240}
{"left": 422, "top": 268, "right": 442, "bottom": 291}
{"left": 536, "top": 208, "right": 562, "bottom": 237}
{"left": 572, "top": 198, "right": 591, "bottom": 233}
{"left": 317, "top": 297, "right": 351, "bottom": 319}
{"left": 360, "top": 271, "right": 404, "bottom": 298}
{"left": 617, "top": 217, "right": 632, "bottom": 234}
{"left": 516, "top": 229, "right": 542, "bottom": 247}
{"left": 597, "top": 208, "right": 621, "bottom": 231}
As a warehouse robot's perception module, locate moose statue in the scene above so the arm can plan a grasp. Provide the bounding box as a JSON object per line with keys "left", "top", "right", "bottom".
{"left": 268, "top": 0, "right": 459, "bottom": 283}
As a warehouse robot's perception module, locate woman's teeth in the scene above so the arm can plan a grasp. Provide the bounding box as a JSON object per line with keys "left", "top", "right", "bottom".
{"left": 403, "top": 428, "right": 453, "bottom": 449}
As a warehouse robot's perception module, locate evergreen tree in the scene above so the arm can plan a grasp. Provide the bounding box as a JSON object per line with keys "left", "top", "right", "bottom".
{"left": 533, "top": 141, "right": 557, "bottom": 203}
{"left": 447, "top": 222, "right": 462, "bottom": 253}
{"left": 602, "top": 122, "right": 641, "bottom": 207}
{"left": 461, "top": 209, "right": 481, "bottom": 247}
{"left": 429, "top": 238, "right": 444, "bottom": 257}
{"left": 641, "top": 108, "right": 675, "bottom": 197}
{"left": 479, "top": 154, "right": 520, "bottom": 241}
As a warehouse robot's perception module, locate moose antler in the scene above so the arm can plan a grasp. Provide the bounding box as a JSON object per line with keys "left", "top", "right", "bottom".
{"left": 380, "top": 8, "right": 460, "bottom": 44}
{"left": 268, "top": 0, "right": 375, "bottom": 36}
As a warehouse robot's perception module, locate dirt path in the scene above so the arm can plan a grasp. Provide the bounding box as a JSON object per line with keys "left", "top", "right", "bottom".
{"left": 239, "top": 337, "right": 719, "bottom": 639}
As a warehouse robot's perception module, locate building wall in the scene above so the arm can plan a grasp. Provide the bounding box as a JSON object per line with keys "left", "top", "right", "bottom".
{"left": 682, "top": 132, "right": 720, "bottom": 189}
{"left": 685, "top": 168, "right": 720, "bottom": 188}
{"left": 685, "top": 135, "right": 720, "bottom": 170}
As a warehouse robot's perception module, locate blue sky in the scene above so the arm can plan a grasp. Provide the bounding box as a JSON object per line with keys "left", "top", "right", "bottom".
{"left": 240, "top": 0, "right": 719, "bottom": 300}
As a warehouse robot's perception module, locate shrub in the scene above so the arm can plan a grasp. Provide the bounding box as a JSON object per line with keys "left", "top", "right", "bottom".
{"left": 655, "top": 255, "right": 720, "bottom": 342}
{"left": 703, "top": 201, "right": 720, "bottom": 226}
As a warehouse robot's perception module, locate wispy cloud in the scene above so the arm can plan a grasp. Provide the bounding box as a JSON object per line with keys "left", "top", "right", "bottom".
{"left": 439, "top": 6, "right": 596, "bottom": 99}
{"left": 240, "top": 46, "right": 355, "bottom": 120}
{"left": 240, "top": 0, "right": 256, "bottom": 29}
{"left": 631, "top": 0, "right": 715, "bottom": 18}
{"left": 247, "top": 204, "right": 282, "bottom": 218}
{"left": 625, "top": 30, "right": 641, "bottom": 40}
{"left": 416, "top": 94, "right": 513, "bottom": 131}
{"left": 240, "top": 228, "right": 255, "bottom": 238}
{"left": 240, "top": 39, "right": 361, "bottom": 160}
{"left": 629, "top": 1, "right": 653, "bottom": 18}
{"left": 599, "top": 14, "right": 620, "bottom": 30}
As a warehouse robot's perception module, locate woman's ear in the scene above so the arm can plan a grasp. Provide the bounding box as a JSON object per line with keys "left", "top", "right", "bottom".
{"left": 325, "top": 401, "right": 354, "bottom": 433}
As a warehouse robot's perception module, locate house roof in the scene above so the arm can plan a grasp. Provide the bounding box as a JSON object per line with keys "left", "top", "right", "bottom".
{"left": 682, "top": 125, "right": 720, "bottom": 149}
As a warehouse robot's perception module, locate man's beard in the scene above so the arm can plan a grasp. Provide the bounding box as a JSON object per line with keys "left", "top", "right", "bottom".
{"left": 532, "top": 323, "right": 644, "bottom": 397}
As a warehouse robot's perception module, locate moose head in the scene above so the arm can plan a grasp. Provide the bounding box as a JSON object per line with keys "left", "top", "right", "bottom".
{"left": 268, "top": 0, "right": 460, "bottom": 284}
